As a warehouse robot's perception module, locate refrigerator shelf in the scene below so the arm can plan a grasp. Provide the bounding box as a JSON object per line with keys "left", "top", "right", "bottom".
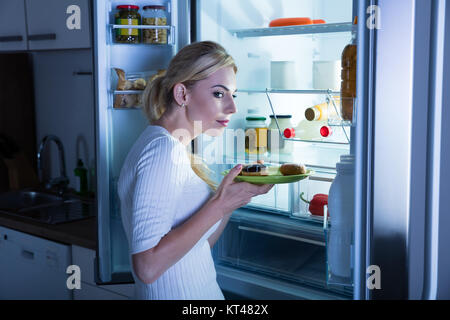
{"left": 112, "top": 90, "right": 144, "bottom": 95}
{"left": 230, "top": 22, "right": 354, "bottom": 38}
{"left": 238, "top": 88, "right": 341, "bottom": 95}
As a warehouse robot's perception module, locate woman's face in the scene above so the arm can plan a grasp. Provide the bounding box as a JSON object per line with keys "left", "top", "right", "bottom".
{"left": 185, "top": 66, "right": 237, "bottom": 136}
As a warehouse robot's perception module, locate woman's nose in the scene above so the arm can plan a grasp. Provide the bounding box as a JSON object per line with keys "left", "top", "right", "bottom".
{"left": 227, "top": 97, "right": 237, "bottom": 114}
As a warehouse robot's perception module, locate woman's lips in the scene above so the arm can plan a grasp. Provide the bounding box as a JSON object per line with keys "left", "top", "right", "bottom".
{"left": 216, "top": 120, "right": 229, "bottom": 127}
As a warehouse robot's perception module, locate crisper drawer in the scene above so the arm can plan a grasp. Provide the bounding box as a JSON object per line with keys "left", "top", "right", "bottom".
{"left": 213, "top": 209, "right": 351, "bottom": 297}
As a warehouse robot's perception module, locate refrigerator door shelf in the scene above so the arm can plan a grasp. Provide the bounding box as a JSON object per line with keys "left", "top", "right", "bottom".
{"left": 108, "top": 25, "right": 176, "bottom": 46}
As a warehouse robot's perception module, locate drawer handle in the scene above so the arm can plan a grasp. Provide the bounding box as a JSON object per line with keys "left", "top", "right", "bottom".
{"left": 28, "top": 33, "right": 56, "bottom": 41}
{"left": 238, "top": 226, "right": 326, "bottom": 246}
{"left": 21, "top": 249, "right": 35, "bottom": 260}
{"left": 73, "top": 71, "right": 93, "bottom": 76}
{"left": 0, "top": 35, "right": 23, "bottom": 42}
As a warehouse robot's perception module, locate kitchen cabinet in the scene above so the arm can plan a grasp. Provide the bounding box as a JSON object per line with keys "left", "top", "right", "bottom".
{"left": 72, "top": 245, "right": 134, "bottom": 300}
{"left": 0, "top": 1, "right": 28, "bottom": 51}
{"left": 25, "top": 0, "right": 91, "bottom": 50}
{"left": 0, "top": 0, "right": 91, "bottom": 52}
{"left": 0, "top": 226, "right": 72, "bottom": 299}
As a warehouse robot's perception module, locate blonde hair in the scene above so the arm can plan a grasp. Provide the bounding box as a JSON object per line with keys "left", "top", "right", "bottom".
{"left": 142, "top": 41, "right": 237, "bottom": 191}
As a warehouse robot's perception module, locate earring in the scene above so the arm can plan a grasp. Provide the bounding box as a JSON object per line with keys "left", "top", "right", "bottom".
{"left": 180, "top": 103, "right": 186, "bottom": 108}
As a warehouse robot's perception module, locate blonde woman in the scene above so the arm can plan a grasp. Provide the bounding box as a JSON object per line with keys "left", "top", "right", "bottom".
{"left": 118, "top": 41, "right": 273, "bottom": 300}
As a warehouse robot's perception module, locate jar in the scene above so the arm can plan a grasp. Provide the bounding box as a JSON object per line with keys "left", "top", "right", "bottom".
{"left": 267, "top": 115, "right": 294, "bottom": 154}
{"left": 142, "top": 5, "right": 168, "bottom": 44}
{"left": 245, "top": 114, "right": 267, "bottom": 155}
{"left": 115, "top": 5, "right": 141, "bottom": 44}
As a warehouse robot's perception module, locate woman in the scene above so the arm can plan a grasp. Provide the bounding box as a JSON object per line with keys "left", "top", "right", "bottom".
{"left": 118, "top": 41, "right": 273, "bottom": 300}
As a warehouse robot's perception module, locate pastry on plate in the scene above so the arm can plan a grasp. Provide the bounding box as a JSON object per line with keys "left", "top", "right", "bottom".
{"left": 239, "top": 163, "right": 269, "bottom": 176}
{"left": 280, "top": 163, "right": 306, "bottom": 175}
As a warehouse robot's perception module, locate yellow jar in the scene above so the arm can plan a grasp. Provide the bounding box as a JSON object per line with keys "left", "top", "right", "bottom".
{"left": 245, "top": 116, "right": 268, "bottom": 155}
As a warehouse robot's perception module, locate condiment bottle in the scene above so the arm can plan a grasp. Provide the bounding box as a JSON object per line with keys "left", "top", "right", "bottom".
{"left": 340, "top": 19, "right": 357, "bottom": 121}
{"left": 74, "top": 159, "right": 88, "bottom": 195}
{"left": 304, "top": 97, "right": 340, "bottom": 122}
{"left": 142, "top": 5, "right": 168, "bottom": 44}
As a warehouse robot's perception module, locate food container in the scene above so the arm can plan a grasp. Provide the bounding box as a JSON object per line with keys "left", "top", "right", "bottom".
{"left": 142, "top": 5, "right": 168, "bottom": 44}
{"left": 267, "top": 115, "right": 294, "bottom": 154}
{"left": 313, "top": 60, "right": 341, "bottom": 91}
{"left": 270, "top": 61, "right": 297, "bottom": 89}
{"left": 245, "top": 110, "right": 267, "bottom": 155}
{"left": 114, "top": 5, "right": 141, "bottom": 44}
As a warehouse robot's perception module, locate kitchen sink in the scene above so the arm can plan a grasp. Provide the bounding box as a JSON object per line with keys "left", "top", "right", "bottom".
{"left": 0, "top": 191, "right": 64, "bottom": 212}
{"left": 0, "top": 190, "right": 95, "bottom": 224}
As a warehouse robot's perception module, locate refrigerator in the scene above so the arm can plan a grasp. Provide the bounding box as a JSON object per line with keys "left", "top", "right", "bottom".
{"left": 92, "top": 0, "right": 450, "bottom": 299}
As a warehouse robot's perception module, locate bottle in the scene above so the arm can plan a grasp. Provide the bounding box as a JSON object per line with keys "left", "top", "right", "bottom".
{"left": 245, "top": 109, "right": 267, "bottom": 155}
{"left": 74, "top": 159, "right": 88, "bottom": 196}
{"left": 294, "top": 119, "right": 327, "bottom": 141}
{"left": 304, "top": 97, "right": 340, "bottom": 122}
{"left": 327, "top": 154, "right": 355, "bottom": 281}
{"left": 340, "top": 18, "right": 357, "bottom": 121}
{"left": 267, "top": 115, "right": 294, "bottom": 154}
{"left": 114, "top": 5, "right": 141, "bottom": 44}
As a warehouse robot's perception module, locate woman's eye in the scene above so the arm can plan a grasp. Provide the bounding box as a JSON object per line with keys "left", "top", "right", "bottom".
{"left": 232, "top": 94, "right": 237, "bottom": 99}
{"left": 213, "top": 91, "right": 224, "bottom": 98}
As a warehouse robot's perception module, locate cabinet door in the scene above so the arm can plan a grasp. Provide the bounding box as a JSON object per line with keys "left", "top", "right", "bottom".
{"left": 25, "top": 0, "right": 91, "bottom": 50}
{"left": 0, "top": 0, "right": 28, "bottom": 51}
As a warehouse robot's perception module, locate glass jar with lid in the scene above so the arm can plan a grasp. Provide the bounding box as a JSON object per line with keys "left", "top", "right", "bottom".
{"left": 245, "top": 110, "right": 267, "bottom": 155}
{"left": 142, "top": 5, "right": 168, "bottom": 44}
{"left": 268, "top": 115, "right": 294, "bottom": 154}
{"left": 114, "top": 5, "right": 141, "bottom": 44}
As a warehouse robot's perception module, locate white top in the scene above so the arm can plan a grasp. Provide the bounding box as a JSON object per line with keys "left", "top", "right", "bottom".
{"left": 118, "top": 125, "right": 224, "bottom": 300}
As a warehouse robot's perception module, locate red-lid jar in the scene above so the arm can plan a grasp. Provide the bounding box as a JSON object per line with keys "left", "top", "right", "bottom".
{"left": 115, "top": 5, "right": 141, "bottom": 44}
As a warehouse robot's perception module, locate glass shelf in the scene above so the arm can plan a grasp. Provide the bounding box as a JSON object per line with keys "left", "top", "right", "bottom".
{"left": 238, "top": 88, "right": 340, "bottom": 95}
{"left": 108, "top": 24, "right": 175, "bottom": 46}
{"left": 112, "top": 90, "right": 144, "bottom": 95}
{"left": 230, "top": 22, "right": 354, "bottom": 38}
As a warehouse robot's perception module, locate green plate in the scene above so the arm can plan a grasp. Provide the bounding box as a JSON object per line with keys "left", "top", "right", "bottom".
{"left": 221, "top": 166, "right": 314, "bottom": 185}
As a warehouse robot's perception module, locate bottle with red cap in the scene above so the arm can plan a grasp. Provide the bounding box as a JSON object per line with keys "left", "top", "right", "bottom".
{"left": 115, "top": 5, "right": 141, "bottom": 44}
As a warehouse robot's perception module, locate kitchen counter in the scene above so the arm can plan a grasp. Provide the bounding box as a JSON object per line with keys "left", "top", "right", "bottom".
{"left": 0, "top": 189, "right": 97, "bottom": 250}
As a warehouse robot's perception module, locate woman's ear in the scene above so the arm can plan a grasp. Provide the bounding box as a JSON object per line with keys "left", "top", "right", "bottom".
{"left": 173, "top": 83, "right": 188, "bottom": 107}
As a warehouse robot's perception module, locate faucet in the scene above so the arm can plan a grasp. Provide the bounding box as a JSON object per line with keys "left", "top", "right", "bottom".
{"left": 37, "top": 135, "right": 69, "bottom": 195}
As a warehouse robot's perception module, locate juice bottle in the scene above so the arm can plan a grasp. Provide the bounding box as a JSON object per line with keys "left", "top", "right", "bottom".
{"left": 340, "top": 19, "right": 357, "bottom": 121}
{"left": 304, "top": 97, "right": 340, "bottom": 122}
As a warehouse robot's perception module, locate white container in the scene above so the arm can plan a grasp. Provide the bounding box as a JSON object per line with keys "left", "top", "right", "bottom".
{"left": 313, "top": 60, "right": 341, "bottom": 91}
{"left": 327, "top": 155, "right": 355, "bottom": 280}
{"left": 271, "top": 61, "right": 297, "bottom": 89}
{"left": 268, "top": 115, "right": 294, "bottom": 154}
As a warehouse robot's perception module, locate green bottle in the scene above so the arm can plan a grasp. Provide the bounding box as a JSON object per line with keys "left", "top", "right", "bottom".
{"left": 74, "top": 159, "right": 88, "bottom": 195}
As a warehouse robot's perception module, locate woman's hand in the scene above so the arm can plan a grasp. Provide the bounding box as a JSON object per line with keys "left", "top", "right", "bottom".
{"left": 210, "top": 164, "right": 274, "bottom": 217}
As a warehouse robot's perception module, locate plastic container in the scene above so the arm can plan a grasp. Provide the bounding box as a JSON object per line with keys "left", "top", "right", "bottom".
{"left": 142, "top": 5, "right": 168, "bottom": 44}
{"left": 114, "top": 5, "right": 141, "bottom": 44}
{"left": 327, "top": 154, "right": 355, "bottom": 282}
{"left": 268, "top": 115, "right": 294, "bottom": 154}
{"left": 245, "top": 109, "right": 267, "bottom": 155}
{"left": 340, "top": 31, "right": 357, "bottom": 121}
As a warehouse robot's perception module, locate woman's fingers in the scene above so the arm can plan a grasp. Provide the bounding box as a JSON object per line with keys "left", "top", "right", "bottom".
{"left": 238, "top": 182, "right": 274, "bottom": 195}
{"left": 223, "top": 164, "right": 242, "bottom": 185}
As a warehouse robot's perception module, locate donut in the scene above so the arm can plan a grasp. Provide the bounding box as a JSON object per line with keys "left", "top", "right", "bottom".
{"left": 240, "top": 164, "right": 269, "bottom": 176}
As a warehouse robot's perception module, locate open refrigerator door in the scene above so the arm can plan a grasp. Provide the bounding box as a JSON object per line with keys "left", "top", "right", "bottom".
{"left": 194, "top": 0, "right": 356, "bottom": 299}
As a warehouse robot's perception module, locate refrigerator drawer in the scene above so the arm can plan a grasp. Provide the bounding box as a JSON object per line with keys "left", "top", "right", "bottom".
{"left": 213, "top": 209, "right": 351, "bottom": 297}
